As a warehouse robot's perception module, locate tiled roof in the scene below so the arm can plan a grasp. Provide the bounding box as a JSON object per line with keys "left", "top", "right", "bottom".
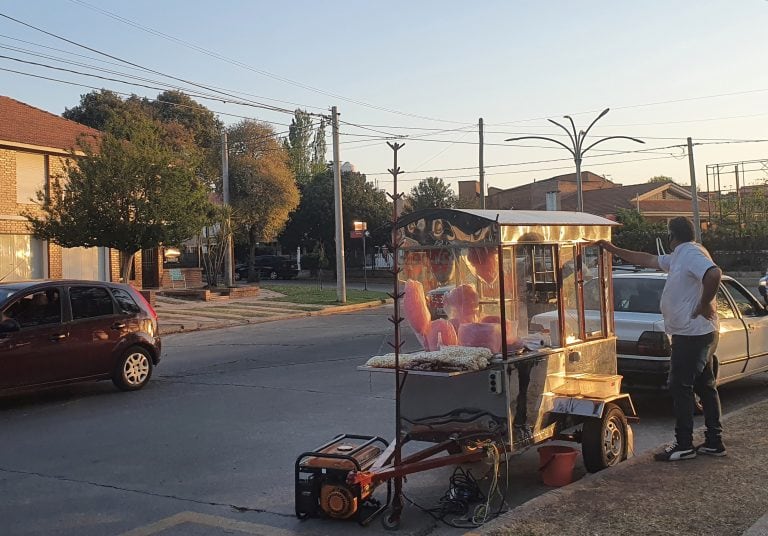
{"left": 0, "top": 96, "right": 101, "bottom": 153}
{"left": 559, "top": 183, "right": 709, "bottom": 216}
{"left": 560, "top": 183, "right": 664, "bottom": 213}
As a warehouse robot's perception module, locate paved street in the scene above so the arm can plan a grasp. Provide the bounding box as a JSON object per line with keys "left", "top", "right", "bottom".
{"left": 1, "top": 307, "right": 767, "bottom": 536}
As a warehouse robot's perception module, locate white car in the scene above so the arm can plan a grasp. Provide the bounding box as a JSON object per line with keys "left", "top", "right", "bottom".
{"left": 613, "top": 271, "right": 768, "bottom": 391}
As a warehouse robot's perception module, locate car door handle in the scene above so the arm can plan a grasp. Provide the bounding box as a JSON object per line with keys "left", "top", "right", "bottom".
{"left": 111, "top": 322, "right": 126, "bottom": 330}
{"left": 49, "top": 333, "right": 67, "bottom": 341}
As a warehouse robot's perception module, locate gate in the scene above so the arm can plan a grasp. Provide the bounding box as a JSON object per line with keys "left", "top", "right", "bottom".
{"left": 141, "top": 248, "right": 159, "bottom": 288}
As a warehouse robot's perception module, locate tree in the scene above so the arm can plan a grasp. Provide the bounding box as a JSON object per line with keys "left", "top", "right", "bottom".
{"left": 63, "top": 89, "right": 133, "bottom": 131}
{"left": 280, "top": 170, "right": 390, "bottom": 269}
{"left": 648, "top": 175, "right": 676, "bottom": 184}
{"left": 311, "top": 117, "right": 327, "bottom": 175}
{"left": 26, "top": 115, "right": 212, "bottom": 281}
{"left": 284, "top": 109, "right": 315, "bottom": 185}
{"left": 612, "top": 209, "right": 667, "bottom": 254}
{"left": 227, "top": 120, "right": 299, "bottom": 281}
{"left": 405, "top": 176, "right": 458, "bottom": 212}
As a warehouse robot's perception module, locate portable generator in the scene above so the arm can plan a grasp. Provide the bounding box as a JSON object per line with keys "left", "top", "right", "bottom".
{"left": 295, "top": 434, "right": 389, "bottom": 524}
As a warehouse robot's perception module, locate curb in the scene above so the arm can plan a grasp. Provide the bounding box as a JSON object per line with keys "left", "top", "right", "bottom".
{"left": 159, "top": 298, "right": 392, "bottom": 336}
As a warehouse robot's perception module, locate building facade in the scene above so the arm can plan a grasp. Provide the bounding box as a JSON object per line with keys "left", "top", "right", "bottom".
{"left": 0, "top": 96, "right": 143, "bottom": 284}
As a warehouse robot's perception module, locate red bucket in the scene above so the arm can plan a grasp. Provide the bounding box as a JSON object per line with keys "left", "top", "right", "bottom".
{"left": 537, "top": 445, "right": 578, "bottom": 487}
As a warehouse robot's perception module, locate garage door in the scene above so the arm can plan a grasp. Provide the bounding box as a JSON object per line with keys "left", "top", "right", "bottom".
{"left": 62, "top": 247, "right": 108, "bottom": 281}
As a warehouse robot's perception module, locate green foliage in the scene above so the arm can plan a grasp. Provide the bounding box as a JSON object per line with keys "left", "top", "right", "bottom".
{"left": 26, "top": 115, "right": 212, "bottom": 281}
{"left": 63, "top": 89, "right": 132, "bottom": 131}
{"left": 226, "top": 120, "right": 299, "bottom": 281}
{"left": 285, "top": 109, "right": 315, "bottom": 185}
{"left": 647, "top": 175, "right": 676, "bottom": 184}
{"left": 405, "top": 176, "right": 458, "bottom": 213}
{"left": 280, "top": 170, "right": 390, "bottom": 263}
{"left": 612, "top": 209, "right": 667, "bottom": 253}
{"left": 311, "top": 117, "right": 327, "bottom": 175}
{"left": 64, "top": 89, "right": 220, "bottom": 187}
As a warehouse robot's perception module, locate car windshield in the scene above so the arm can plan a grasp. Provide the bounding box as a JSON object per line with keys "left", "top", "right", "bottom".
{"left": 614, "top": 278, "right": 665, "bottom": 314}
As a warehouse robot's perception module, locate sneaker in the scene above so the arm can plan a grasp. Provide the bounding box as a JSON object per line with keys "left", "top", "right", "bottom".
{"left": 654, "top": 443, "right": 696, "bottom": 462}
{"left": 696, "top": 441, "right": 727, "bottom": 457}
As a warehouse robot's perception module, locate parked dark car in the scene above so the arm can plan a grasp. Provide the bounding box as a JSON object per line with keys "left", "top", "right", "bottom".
{"left": 235, "top": 255, "right": 299, "bottom": 281}
{"left": 0, "top": 280, "right": 161, "bottom": 394}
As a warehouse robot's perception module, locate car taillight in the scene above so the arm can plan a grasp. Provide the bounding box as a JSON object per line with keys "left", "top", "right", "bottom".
{"left": 133, "top": 289, "right": 158, "bottom": 320}
{"left": 636, "top": 331, "right": 671, "bottom": 357}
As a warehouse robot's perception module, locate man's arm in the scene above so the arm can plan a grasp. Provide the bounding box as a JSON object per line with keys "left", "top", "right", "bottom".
{"left": 693, "top": 266, "right": 722, "bottom": 321}
{"left": 596, "top": 240, "right": 660, "bottom": 269}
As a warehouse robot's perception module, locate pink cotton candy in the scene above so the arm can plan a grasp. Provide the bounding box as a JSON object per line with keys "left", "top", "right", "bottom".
{"left": 403, "top": 279, "right": 431, "bottom": 336}
{"left": 444, "top": 284, "right": 479, "bottom": 323}
{"left": 481, "top": 316, "right": 523, "bottom": 351}
{"left": 425, "top": 318, "right": 458, "bottom": 351}
{"left": 458, "top": 322, "right": 502, "bottom": 354}
{"left": 468, "top": 247, "right": 499, "bottom": 285}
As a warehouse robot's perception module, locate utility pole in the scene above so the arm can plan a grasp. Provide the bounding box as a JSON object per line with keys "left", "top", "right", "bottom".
{"left": 221, "top": 130, "right": 233, "bottom": 287}
{"left": 735, "top": 164, "right": 743, "bottom": 233}
{"left": 687, "top": 137, "right": 702, "bottom": 243}
{"left": 331, "top": 106, "right": 346, "bottom": 303}
{"left": 479, "top": 117, "right": 485, "bottom": 209}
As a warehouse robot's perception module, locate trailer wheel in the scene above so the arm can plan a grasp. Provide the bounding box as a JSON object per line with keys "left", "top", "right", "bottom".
{"left": 582, "top": 402, "right": 628, "bottom": 473}
{"left": 381, "top": 510, "right": 400, "bottom": 531}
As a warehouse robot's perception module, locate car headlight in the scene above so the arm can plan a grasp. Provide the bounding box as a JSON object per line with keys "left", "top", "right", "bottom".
{"left": 760, "top": 279, "right": 767, "bottom": 287}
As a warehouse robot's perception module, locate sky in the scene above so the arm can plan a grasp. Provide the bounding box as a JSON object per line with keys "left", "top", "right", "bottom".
{"left": 2, "top": 0, "right": 768, "bottom": 196}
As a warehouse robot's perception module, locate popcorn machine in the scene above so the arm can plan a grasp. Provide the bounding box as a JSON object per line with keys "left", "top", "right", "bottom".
{"left": 296, "top": 208, "right": 637, "bottom": 529}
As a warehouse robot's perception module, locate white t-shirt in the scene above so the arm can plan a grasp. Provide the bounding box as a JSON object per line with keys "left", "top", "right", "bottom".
{"left": 658, "top": 242, "right": 719, "bottom": 336}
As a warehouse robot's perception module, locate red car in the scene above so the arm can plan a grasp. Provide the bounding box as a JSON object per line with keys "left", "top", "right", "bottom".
{"left": 0, "top": 280, "right": 161, "bottom": 394}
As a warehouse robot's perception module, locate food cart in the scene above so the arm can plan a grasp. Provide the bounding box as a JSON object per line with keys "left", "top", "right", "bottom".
{"left": 295, "top": 208, "right": 637, "bottom": 529}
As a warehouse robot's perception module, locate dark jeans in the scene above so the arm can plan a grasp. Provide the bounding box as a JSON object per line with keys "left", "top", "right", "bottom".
{"left": 668, "top": 332, "right": 722, "bottom": 448}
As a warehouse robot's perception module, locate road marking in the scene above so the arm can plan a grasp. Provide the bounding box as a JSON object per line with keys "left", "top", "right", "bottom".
{"left": 118, "top": 511, "right": 298, "bottom": 536}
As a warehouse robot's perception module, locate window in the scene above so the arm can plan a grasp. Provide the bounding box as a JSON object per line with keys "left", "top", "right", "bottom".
{"left": 559, "top": 245, "right": 581, "bottom": 345}
{"left": 0, "top": 235, "right": 45, "bottom": 281}
{"left": 716, "top": 288, "right": 737, "bottom": 319}
{"left": 614, "top": 278, "right": 664, "bottom": 314}
{"left": 69, "top": 286, "right": 115, "bottom": 320}
{"left": 110, "top": 288, "right": 141, "bottom": 314}
{"left": 518, "top": 245, "right": 560, "bottom": 346}
{"left": 4, "top": 288, "right": 62, "bottom": 328}
{"left": 582, "top": 245, "right": 605, "bottom": 338}
{"left": 724, "top": 280, "right": 762, "bottom": 317}
{"left": 15, "top": 152, "right": 46, "bottom": 204}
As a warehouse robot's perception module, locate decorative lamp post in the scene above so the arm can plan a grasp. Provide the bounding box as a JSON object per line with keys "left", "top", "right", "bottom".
{"left": 505, "top": 108, "right": 644, "bottom": 212}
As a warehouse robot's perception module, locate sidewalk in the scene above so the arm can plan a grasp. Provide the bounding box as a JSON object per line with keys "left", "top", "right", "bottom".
{"left": 469, "top": 397, "right": 768, "bottom": 536}
{"left": 154, "top": 286, "right": 389, "bottom": 335}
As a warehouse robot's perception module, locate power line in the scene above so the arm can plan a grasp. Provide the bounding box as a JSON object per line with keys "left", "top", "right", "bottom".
{"left": 0, "top": 66, "right": 295, "bottom": 130}
{"left": 0, "top": 34, "right": 328, "bottom": 112}
{"left": 375, "top": 155, "right": 682, "bottom": 183}
{"left": 65, "top": 0, "right": 472, "bottom": 125}
{"left": 0, "top": 12, "right": 305, "bottom": 117}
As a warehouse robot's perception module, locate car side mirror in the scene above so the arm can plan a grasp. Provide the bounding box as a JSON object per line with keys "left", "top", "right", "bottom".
{"left": 0, "top": 318, "right": 21, "bottom": 333}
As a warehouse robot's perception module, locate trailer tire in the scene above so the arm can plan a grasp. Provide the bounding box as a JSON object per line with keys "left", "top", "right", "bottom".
{"left": 381, "top": 510, "right": 400, "bottom": 531}
{"left": 582, "top": 403, "right": 628, "bottom": 473}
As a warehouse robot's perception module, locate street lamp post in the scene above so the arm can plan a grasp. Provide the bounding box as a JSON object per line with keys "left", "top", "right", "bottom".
{"left": 505, "top": 108, "right": 644, "bottom": 212}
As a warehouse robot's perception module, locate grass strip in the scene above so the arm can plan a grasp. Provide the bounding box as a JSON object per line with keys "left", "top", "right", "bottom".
{"left": 259, "top": 284, "right": 387, "bottom": 306}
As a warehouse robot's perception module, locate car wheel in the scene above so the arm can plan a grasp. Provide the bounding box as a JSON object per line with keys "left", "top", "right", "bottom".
{"left": 269, "top": 270, "right": 279, "bottom": 280}
{"left": 113, "top": 346, "right": 153, "bottom": 391}
{"left": 581, "top": 403, "right": 628, "bottom": 472}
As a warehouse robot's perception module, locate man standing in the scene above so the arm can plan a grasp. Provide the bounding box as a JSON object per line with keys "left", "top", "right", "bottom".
{"left": 598, "top": 216, "right": 726, "bottom": 461}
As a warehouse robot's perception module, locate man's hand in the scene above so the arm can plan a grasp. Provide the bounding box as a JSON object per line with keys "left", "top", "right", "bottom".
{"left": 595, "top": 239, "right": 617, "bottom": 253}
{"left": 692, "top": 300, "right": 717, "bottom": 321}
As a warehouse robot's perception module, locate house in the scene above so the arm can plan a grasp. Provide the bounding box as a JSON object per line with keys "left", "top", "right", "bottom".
{"left": 0, "top": 96, "right": 144, "bottom": 284}
{"left": 463, "top": 173, "right": 708, "bottom": 226}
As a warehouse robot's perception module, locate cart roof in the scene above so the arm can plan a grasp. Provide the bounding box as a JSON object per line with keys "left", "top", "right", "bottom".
{"left": 397, "top": 208, "right": 617, "bottom": 228}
